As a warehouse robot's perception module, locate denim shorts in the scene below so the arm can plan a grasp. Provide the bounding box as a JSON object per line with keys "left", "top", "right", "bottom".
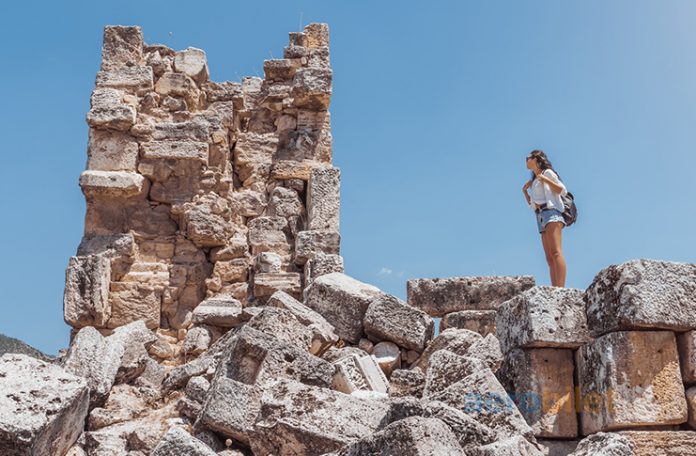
{"left": 536, "top": 208, "right": 566, "bottom": 233}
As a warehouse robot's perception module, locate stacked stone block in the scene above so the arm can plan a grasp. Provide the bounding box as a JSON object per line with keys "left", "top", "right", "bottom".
{"left": 63, "top": 24, "right": 343, "bottom": 358}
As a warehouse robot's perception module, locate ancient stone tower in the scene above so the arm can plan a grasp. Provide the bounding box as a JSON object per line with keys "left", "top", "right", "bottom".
{"left": 63, "top": 23, "right": 342, "bottom": 338}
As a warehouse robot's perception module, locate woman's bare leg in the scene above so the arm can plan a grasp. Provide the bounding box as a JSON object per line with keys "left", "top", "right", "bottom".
{"left": 545, "top": 222, "right": 566, "bottom": 287}
{"left": 541, "top": 230, "right": 557, "bottom": 285}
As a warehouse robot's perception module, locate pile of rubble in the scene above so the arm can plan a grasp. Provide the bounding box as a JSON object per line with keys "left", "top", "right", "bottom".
{"left": 2, "top": 21, "right": 696, "bottom": 456}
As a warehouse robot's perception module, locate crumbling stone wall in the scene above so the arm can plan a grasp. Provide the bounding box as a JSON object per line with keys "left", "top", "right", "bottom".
{"left": 64, "top": 23, "right": 343, "bottom": 338}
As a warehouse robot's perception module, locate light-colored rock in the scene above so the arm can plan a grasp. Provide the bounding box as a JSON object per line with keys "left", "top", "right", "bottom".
{"left": 389, "top": 369, "right": 425, "bottom": 398}
{"left": 294, "top": 230, "right": 340, "bottom": 265}
{"left": 496, "top": 286, "right": 590, "bottom": 354}
{"left": 253, "top": 252, "right": 282, "bottom": 273}
{"left": 87, "top": 88, "right": 136, "bottom": 131}
{"left": 248, "top": 378, "right": 391, "bottom": 456}
{"left": 576, "top": 330, "right": 687, "bottom": 435}
{"left": 100, "top": 26, "right": 143, "bottom": 70}
{"left": 358, "top": 338, "right": 374, "bottom": 353}
{"left": 569, "top": 432, "right": 635, "bottom": 456}
{"left": 107, "top": 282, "right": 161, "bottom": 329}
{"left": 363, "top": 293, "right": 434, "bottom": 351}
{"left": 87, "top": 384, "right": 148, "bottom": 430}
{"left": 372, "top": 341, "right": 401, "bottom": 376}
{"left": 64, "top": 255, "right": 111, "bottom": 328}
{"left": 183, "top": 326, "right": 212, "bottom": 356}
{"left": 140, "top": 140, "right": 209, "bottom": 162}
{"left": 151, "top": 426, "right": 216, "bottom": 456}
{"left": 266, "top": 186, "right": 304, "bottom": 218}
{"left": 585, "top": 259, "right": 696, "bottom": 337}
{"left": 304, "top": 252, "right": 344, "bottom": 287}
{"left": 407, "top": 275, "right": 535, "bottom": 317}
{"left": 173, "top": 47, "right": 209, "bottom": 83}
{"left": 192, "top": 296, "right": 243, "bottom": 327}
{"left": 422, "top": 350, "right": 488, "bottom": 399}
{"left": 338, "top": 416, "right": 465, "bottom": 456}
{"left": 332, "top": 354, "right": 389, "bottom": 394}
{"left": 412, "top": 328, "right": 502, "bottom": 372}
{"left": 246, "top": 307, "right": 313, "bottom": 351}
{"left": 616, "top": 430, "right": 696, "bottom": 455}
{"left": 307, "top": 167, "right": 340, "bottom": 231}
{"left": 0, "top": 354, "right": 89, "bottom": 456}
{"left": 498, "top": 348, "right": 577, "bottom": 438}
{"left": 441, "top": 309, "right": 497, "bottom": 336}
{"left": 471, "top": 435, "right": 545, "bottom": 456}
{"left": 79, "top": 171, "right": 147, "bottom": 198}
{"left": 95, "top": 66, "right": 154, "bottom": 94}
{"left": 304, "top": 272, "right": 382, "bottom": 344}
{"left": 253, "top": 272, "right": 302, "bottom": 300}
{"left": 87, "top": 129, "right": 139, "bottom": 172}
{"left": 247, "top": 216, "right": 291, "bottom": 254}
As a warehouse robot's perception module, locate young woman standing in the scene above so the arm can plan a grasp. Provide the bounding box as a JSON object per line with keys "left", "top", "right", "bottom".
{"left": 522, "top": 150, "right": 568, "bottom": 287}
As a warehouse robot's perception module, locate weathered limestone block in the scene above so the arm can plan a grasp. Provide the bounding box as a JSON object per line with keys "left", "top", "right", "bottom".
{"left": 87, "top": 384, "right": 147, "bottom": 430}
{"left": 429, "top": 367, "right": 534, "bottom": 441}
{"left": 253, "top": 252, "right": 281, "bottom": 273}
{"left": 87, "top": 129, "right": 138, "bottom": 171}
{"left": 307, "top": 167, "right": 340, "bottom": 231}
{"left": 253, "top": 272, "right": 302, "bottom": 300}
{"left": 192, "top": 296, "right": 243, "bottom": 327}
{"left": 229, "top": 189, "right": 267, "bottom": 217}
{"left": 182, "top": 206, "right": 229, "bottom": 248}
{"left": 266, "top": 186, "right": 304, "bottom": 218}
{"left": 140, "top": 140, "right": 209, "bottom": 162}
{"left": 271, "top": 159, "right": 329, "bottom": 181}
{"left": 79, "top": 170, "right": 147, "bottom": 198}
{"left": 95, "top": 66, "right": 153, "bottom": 95}
{"left": 337, "top": 416, "right": 465, "bottom": 456}
{"left": 292, "top": 67, "right": 333, "bottom": 109}
{"left": 86, "top": 88, "right": 136, "bottom": 131}
{"left": 617, "top": 430, "right": 696, "bottom": 455}
{"left": 266, "top": 290, "right": 338, "bottom": 355}
{"left": 363, "top": 293, "right": 434, "bottom": 351}
{"left": 472, "top": 435, "right": 545, "bottom": 456}
{"left": 407, "top": 275, "right": 535, "bottom": 317}
{"left": 372, "top": 341, "right": 401, "bottom": 377}
{"left": 248, "top": 379, "right": 391, "bottom": 456}
{"left": 389, "top": 369, "right": 425, "bottom": 398}
{"left": 678, "top": 331, "right": 696, "bottom": 385}
{"left": 248, "top": 216, "right": 291, "bottom": 254}
{"left": 585, "top": 259, "right": 696, "bottom": 337}
{"left": 422, "top": 350, "right": 488, "bottom": 399}
{"left": 183, "top": 327, "right": 212, "bottom": 356}
{"left": 163, "top": 355, "right": 217, "bottom": 392}
{"left": 387, "top": 397, "right": 498, "bottom": 451}
{"left": 497, "top": 348, "right": 577, "bottom": 438}
{"left": 154, "top": 72, "right": 200, "bottom": 106}
{"left": 496, "top": 286, "right": 590, "bottom": 354}
{"left": 576, "top": 330, "right": 687, "bottom": 435}
{"left": 412, "top": 328, "right": 502, "bottom": 372}
{"left": 263, "top": 58, "right": 302, "bottom": 81}
{"left": 100, "top": 26, "right": 143, "bottom": 71}
{"left": 110, "top": 320, "right": 158, "bottom": 384}
{"left": 173, "top": 47, "right": 209, "bottom": 84}
{"left": 64, "top": 254, "right": 111, "bottom": 328}
{"left": 62, "top": 326, "right": 125, "bottom": 407}
{"left": 441, "top": 309, "right": 497, "bottom": 336}
{"left": 568, "top": 432, "right": 635, "bottom": 456}
{"left": 294, "top": 229, "right": 340, "bottom": 265}
{"left": 0, "top": 354, "right": 89, "bottom": 456}
{"left": 321, "top": 346, "right": 370, "bottom": 363}
{"left": 233, "top": 132, "right": 278, "bottom": 182}
{"left": 304, "top": 252, "right": 344, "bottom": 287}
{"left": 151, "top": 427, "right": 216, "bottom": 456}
{"left": 107, "top": 282, "right": 161, "bottom": 329}
{"left": 197, "top": 377, "right": 259, "bottom": 445}
{"left": 304, "top": 272, "right": 382, "bottom": 344}
{"left": 332, "top": 354, "right": 389, "bottom": 394}
{"left": 246, "top": 307, "right": 313, "bottom": 351}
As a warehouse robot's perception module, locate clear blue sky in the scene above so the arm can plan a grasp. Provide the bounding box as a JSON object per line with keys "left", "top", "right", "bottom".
{"left": 1, "top": 1, "right": 695, "bottom": 355}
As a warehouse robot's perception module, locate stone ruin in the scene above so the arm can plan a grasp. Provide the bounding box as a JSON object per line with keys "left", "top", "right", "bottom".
{"left": 1, "top": 22, "right": 696, "bottom": 456}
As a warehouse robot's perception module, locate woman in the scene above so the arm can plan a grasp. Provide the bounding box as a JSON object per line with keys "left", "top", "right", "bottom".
{"left": 522, "top": 150, "right": 567, "bottom": 287}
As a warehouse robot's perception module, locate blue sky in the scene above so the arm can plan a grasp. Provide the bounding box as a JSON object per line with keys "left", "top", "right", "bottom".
{"left": 1, "top": 1, "right": 695, "bottom": 355}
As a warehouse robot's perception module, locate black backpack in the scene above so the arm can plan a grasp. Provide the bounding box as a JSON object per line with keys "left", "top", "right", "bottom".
{"left": 550, "top": 170, "right": 577, "bottom": 227}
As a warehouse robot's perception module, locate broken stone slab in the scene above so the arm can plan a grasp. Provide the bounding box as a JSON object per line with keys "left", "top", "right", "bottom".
{"left": 304, "top": 253, "right": 344, "bottom": 287}
{"left": 192, "top": 296, "right": 244, "bottom": 327}
{"left": 304, "top": 272, "right": 382, "bottom": 344}
{"left": 86, "top": 88, "right": 137, "bottom": 131}
{"left": 294, "top": 230, "right": 340, "bottom": 265}
{"left": 79, "top": 170, "right": 148, "bottom": 199}
{"left": 372, "top": 341, "right": 401, "bottom": 377}
{"left": 151, "top": 426, "right": 216, "bottom": 456}
{"left": 233, "top": 132, "right": 278, "bottom": 182}
{"left": 585, "top": 259, "right": 696, "bottom": 337}
{"left": 253, "top": 272, "right": 302, "bottom": 300}
{"left": 422, "top": 350, "right": 489, "bottom": 399}
{"left": 321, "top": 346, "right": 370, "bottom": 363}
{"left": 429, "top": 367, "right": 534, "bottom": 441}
{"left": 196, "top": 377, "right": 259, "bottom": 445}
{"left": 411, "top": 328, "right": 502, "bottom": 373}
{"left": 291, "top": 67, "right": 333, "bottom": 109}
{"left": 64, "top": 254, "right": 111, "bottom": 328}
{"left": 183, "top": 326, "right": 212, "bottom": 356}
{"left": 266, "top": 186, "right": 304, "bottom": 218}
{"left": 253, "top": 252, "right": 282, "bottom": 273}
{"left": 678, "top": 330, "right": 696, "bottom": 384}
{"left": 140, "top": 140, "right": 209, "bottom": 162}
{"left": 247, "top": 378, "right": 391, "bottom": 456}
{"left": 331, "top": 354, "right": 389, "bottom": 394}
{"left": 271, "top": 159, "right": 329, "bottom": 181}
{"left": 615, "top": 430, "right": 696, "bottom": 455}
{"left": 307, "top": 167, "right": 340, "bottom": 231}
{"left": 173, "top": 47, "right": 210, "bottom": 84}
{"left": 470, "top": 435, "right": 545, "bottom": 456}
{"left": 106, "top": 282, "right": 161, "bottom": 329}
{"left": 0, "top": 354, "right": 89, "bottom": 456}
{"left": 495, "top": 286, "right": 591, "bottom": 354}
{"left": 247, "top": 216, "right": 291, "bottom": 255}
{"left": 95, "top": 66, "right": 154, "bottom": 95}
{"left": 337, "top": 416, "right": 466, "bottom": 456}
{"left": 576, "top": 330, "right": 687, "bottom": 435}
{"left": 263, "top": 58, "right": 303, "bottom": 81}
{"left": 363, "top": 293, "right": 434, "bottom": 351}
{"left": 162, "top": 355, "right": 217, "bottom": 392}
{"left": 568, "top": 432, "right": 635, "bottom": 456}
{"left": 246, "top": 307, "right": 313, "bottom": 352}
{"left": 441, "top": 309, "right": 497, "bottom": 336}
{"left": 109, "top": 320, "right": 158, "bottom": 384}
{"left": 497, "top": 348, "right": 577, "bottom": 438}
{"left": 407, "top": 275, "right": 535, "bottom": 317}
{"left": 100, "top": 26, "right": 143, "bottom": 71}
{"left": 389, "top": 369, "right": 425, "bottom": 398}
{"left": 87, "top": 384, "right": 148, "bottom": 430}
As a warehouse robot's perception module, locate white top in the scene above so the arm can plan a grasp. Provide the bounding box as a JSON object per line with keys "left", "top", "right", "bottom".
{"left": 529, "top": 169, "right": 567, "bottom": 212}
